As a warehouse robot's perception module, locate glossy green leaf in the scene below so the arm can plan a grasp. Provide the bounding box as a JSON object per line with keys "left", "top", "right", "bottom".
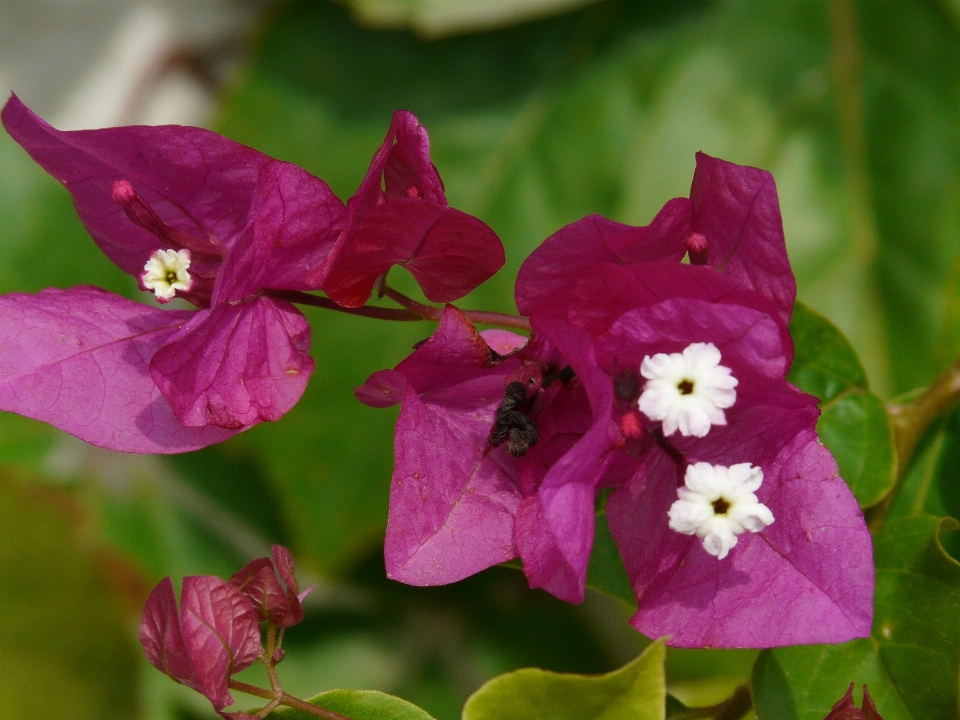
{"left": 787, "top": 302, "right": 868, "bottom": 402}
{"left": 752, "top": 515, "right": 960, "bottom": 720}
{"left": 585, "top": 510, "right": 635, "bottom": 607}
{"left": 462, "top": 639, "right": 665, "bottom": 720}
{"left": 273, "top": 689, "right": 437, "bottom": 720}
{"left": 817, "top": 389, "right": 896, "bottom": 507}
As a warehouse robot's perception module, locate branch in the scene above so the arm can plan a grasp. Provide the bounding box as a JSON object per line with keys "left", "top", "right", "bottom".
{"left": 888, "top": 356, "right": 960, "bottom": 474}
{"left": 867, "top": 355, "right": 960, "bottom": 528}
{"left": 269, "top": 290, "right": 423, "bottom": 322}
{"left": 379, "top": 281, "right": 532, "bottom": 330}
{"left": 228, "top": 680, "right": 354, "bottom": 720}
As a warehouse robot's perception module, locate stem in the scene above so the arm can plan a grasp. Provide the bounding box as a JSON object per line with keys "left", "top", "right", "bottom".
{"left": 268, "top": 290, "right": 423, "bottom": 322}
{"left": 888, "top": 355, "right": 960, "bottom": 475}
{"left": 867, "top": 355, "right": 960, "bottom": 529}
{"left": 670, "top": 683, "right": 752, "bottom": 720}
{"left": 379, "top": 281, "right": 532, "bottom": 330}
{"left": 229, "top": 680, "right": 354, "bottom": 720}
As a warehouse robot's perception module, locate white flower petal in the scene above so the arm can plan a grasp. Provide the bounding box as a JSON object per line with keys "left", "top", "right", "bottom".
{"left": 637, "top": 342, "right": 738, "bottom": 437}
{"left": 667, "top": 462, "right": 774, "bottom": 559}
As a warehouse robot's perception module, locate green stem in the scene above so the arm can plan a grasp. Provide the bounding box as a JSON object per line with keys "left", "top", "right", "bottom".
{"left": 868, "top": 355, "right": 960, "bottom": 528}
{"left": 228, "top": 680, "right": 354, "bottom": 720}
{"left": 888, "top": 356, "right": 960, "bottom": 475}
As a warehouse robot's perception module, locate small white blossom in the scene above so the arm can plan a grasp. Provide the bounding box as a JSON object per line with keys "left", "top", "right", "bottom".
{"left": 141, "top": 248, "right": 192, "bottom": 301}
{"left": 637, "top": 342, "right": 737, "bottom": 437}
{"left": 668, "top": 462, "right": 774, "bottom": 559}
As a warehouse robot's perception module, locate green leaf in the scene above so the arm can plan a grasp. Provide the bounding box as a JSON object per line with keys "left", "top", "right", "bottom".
{"left": 462, "top": 639, "right": 666, "bottom": 720}
{"left": 817, "top": 389, "right": 896, "bottom": 507}
{"left": 752, "top": 515, "right": 960, "bottom": 720}
{"left": 787, "top": 302, "right": 868, "bottom": 402}
{"left": 585, "top": 510, "right": 635, "bottom": 607}
{"left": 273, "top": 688, "right": 437, "bottom": 720}
{"left": 787, "top": 303, "right": 897, "bottom": 507}
{"left": 888, "top": 404, "right": 960, "bottom": 532}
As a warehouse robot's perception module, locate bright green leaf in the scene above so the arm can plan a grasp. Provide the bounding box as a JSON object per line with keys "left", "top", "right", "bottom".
{"left": 817, "top": 389, "right": 896, "bottom": 507}
{"left": 273, "top": 688, "right": 437, "bottom": 720}
{"left": 752, "top": 515, "right": 960, "bottom": 720}
{"left": 788, "top": 302, "right": 868, "bottom": 402}
{"left": 462, "top": 639, "right": 665, "bottom": 720}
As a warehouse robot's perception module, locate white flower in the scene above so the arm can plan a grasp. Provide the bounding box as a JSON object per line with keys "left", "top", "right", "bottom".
{"left": 637, "top": 342, "right": 737, "bottom": 437}
{"left": 141, "top": 248, "right": 192, "bottom": 301}
{"left": 667, "top": 462, "right": 774, "bottom": 559}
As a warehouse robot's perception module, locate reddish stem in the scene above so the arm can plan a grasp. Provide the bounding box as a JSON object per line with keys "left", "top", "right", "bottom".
{"left": 228, "top": 680, "right": 353, "bottom": 720}
{"left": 379, "top": 282, "right": 532, "bottom": 330}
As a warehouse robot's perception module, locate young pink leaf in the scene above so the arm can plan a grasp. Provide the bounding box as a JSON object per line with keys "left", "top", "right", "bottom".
{"left": 229, "top": 558, "right": 287, "bottom": 624}
{"left": 0, "top": 286, "right": 237, "bottom": 452}
{"left": 139, "top": 577, "right": 201, "bottom": 692}
{"left": 150, "top": 297, "right": 313, "bottom": 429}
{"left": 180, "top": 576, "right": 261, "bottom": 711}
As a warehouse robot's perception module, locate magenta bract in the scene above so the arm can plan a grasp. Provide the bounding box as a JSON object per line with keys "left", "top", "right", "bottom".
{"left": 0, "top": 96, "right": 342, "bottom": 448}
{"left": 363, "top": 153, "right": 873, "bottom": 648}
{"left": 595, "top": 299, "right": 872, "bottom": 647}
{"left": 140, "top": 576, "right": 261, "bottom": 711}
{"left": 515, "top": 153, "right": 795, "bottom": 324}
{"left": 316, "top": 110, "right": 504, "bottom": 307}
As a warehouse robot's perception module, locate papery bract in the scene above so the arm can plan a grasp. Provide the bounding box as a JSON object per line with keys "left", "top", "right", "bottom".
{"left": 317, "top": 110, "right": 504, "bottom": 307}
{"left": 0, "top": 96, "right": 342, "bottom": 450}
{"left": 140, "top": 576, "right": 261, "bottom": 711}
{"left": 595, "top": 299, "right": 873, "bottom": 647}
{"left": 357, "top": 306, "right": 529, "bottom": 584}
{"left": 516, "top": 152, "right": 794, "bottom": 324}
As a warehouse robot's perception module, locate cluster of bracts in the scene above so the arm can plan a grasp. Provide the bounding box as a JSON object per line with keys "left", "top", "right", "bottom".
{"left": 1, "top": 94, "right": 874, "bottom": 712}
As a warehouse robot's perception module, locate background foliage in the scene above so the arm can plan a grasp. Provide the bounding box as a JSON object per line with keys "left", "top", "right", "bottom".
{"left": 0, "top": 0, "right": 958, "bottom": 718}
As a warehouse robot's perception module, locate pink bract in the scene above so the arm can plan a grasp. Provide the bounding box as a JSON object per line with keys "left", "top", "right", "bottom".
{"left": 316, "top": 110, "right": 504, "bottom": 307}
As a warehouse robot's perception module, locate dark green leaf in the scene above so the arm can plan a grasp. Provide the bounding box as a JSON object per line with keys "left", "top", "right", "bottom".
{"left": 273, "top": 688, "right": 437, "bottom": 720}
{"left": 788, "top": 302, "right": 868, "bottom": 402}
{"left": 586, "top": 510, "right": 636, "bottom": 607}
{"left": 752, "top": 515, "right": 960, "bottom": 720}
{"left": 817, "top": 389, "right": 896, "bottom": 507}
{"left": 462, "top": 640, "right": 665, "bottom": 720}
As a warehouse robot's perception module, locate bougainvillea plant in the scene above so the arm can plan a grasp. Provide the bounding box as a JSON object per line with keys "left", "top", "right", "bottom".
{"left": 2, "top": 94, "right": 956, "bottom": 718}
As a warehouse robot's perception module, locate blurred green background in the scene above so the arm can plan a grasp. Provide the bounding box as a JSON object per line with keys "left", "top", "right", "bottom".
{"left": 1, "top": 0, "right": 959, "bottom": 718}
